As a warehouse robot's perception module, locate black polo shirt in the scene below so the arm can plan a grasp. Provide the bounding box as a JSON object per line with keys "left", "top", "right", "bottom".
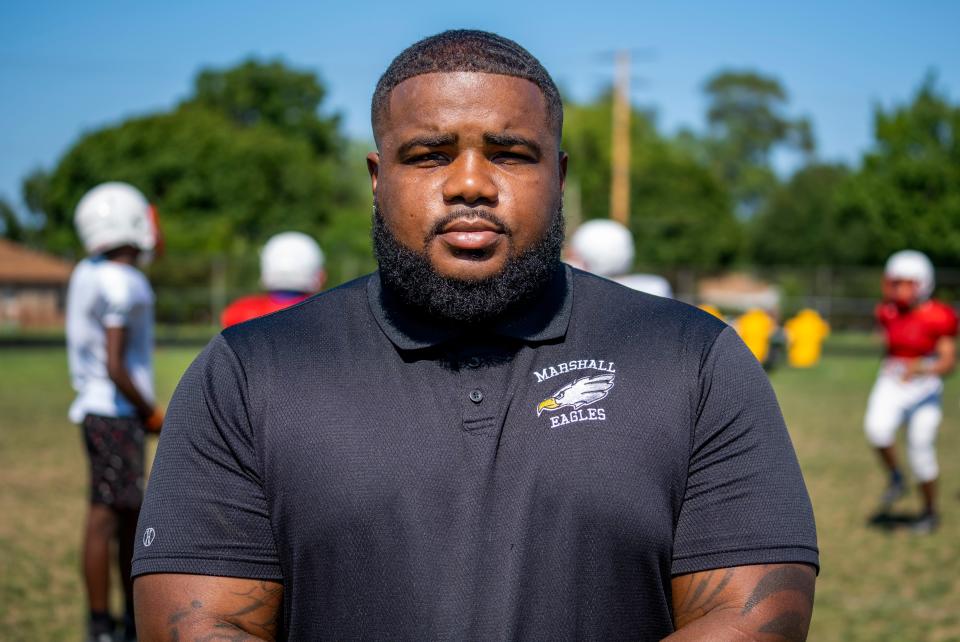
{"left": 133, "top": 266, "right": 818, "bottom": 640}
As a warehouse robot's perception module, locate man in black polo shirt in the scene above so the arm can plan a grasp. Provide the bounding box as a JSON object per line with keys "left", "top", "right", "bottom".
{"left": 133, "top": 30, "right": 818, "bottom": 640}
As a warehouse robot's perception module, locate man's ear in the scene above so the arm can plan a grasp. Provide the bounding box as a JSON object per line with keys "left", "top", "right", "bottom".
{"left": 366, "top": 152, "right": 381, "bottom": 196}
{"left": 558, "top": 151, "right": 569, "bottom": 192}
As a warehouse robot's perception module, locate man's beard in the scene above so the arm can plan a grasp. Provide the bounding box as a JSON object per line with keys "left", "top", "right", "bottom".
{"left": 372, "top": 202, "right": 565, "bottom": 324}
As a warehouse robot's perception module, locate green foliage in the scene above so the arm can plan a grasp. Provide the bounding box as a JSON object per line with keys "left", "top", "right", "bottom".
{"left": 0, "top": 197, "right": 24, "bottom": 242}
{"left": 832, "top": 74, "right": 960, "bottom": 266}
{"left": 743, "top": 73, "right": 960, "bottom": 270}
{"left": 561, "top": 90, "right": 619, "bottom": 220}
{"left": 25, "top": 57, "right": 960, "bottom": 301}
{"left": 631, "top": 140, "right": 739, "bottom": 268}
{"left": 563, "top": 91, "right": 739, "bottom": 268}
{"left": 22, "top": 58, "right": 373, "bottom": 320}
{"left": 31, "top": 106, "right": 342, "bottom": 256}
{"left": 703, "top": 70, "right": 814, "bottom": 216}
{"left": 26, "top": 58, "right": 359, "bottom": 259}
{"left": 750, "top": 163, "right": 849, "bottom": 265}
{"left": 313, "top": 140, "right": 379, "bottom": 286}
{"left": 187, "top": 59, "right": 340, "bottom": 155}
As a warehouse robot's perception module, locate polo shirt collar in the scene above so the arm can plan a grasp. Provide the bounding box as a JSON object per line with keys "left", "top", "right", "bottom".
{"left": 368, "top": 265, "right": 574, "bottom": 351}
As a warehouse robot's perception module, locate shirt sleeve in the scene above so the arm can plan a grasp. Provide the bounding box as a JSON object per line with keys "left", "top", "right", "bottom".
{"left": 671, "top": 326, "right": 819, "bottom": 576}
{"left": 98, "top": 265, "right": 135, "bottom": 328}
{"left": 931, "top": 302, "right": 958, "bottom": 337}
{"left": 132, "top": 334, "right": 282, "bottom": 580}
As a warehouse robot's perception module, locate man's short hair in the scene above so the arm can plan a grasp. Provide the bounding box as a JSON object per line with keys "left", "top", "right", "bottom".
{"left": 371, "top": 29, "right": 563, "bottom": 145}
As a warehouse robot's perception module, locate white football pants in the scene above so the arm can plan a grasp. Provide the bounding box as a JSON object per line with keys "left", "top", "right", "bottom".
{"left": 864, "top": 363, "right": 943, "bottom": 483}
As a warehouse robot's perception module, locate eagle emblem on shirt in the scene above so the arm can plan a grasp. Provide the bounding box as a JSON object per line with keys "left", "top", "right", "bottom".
{"left": 536, "top": 373, "right": 616, "bottom": 416}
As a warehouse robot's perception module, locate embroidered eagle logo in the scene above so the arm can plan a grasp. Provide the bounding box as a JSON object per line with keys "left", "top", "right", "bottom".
{"left": 536, "top": 373, "right": 615, "bottom": 416}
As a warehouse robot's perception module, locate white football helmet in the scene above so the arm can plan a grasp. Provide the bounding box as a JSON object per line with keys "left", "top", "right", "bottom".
{"left": 615, "top": 273, "right": 674, "bottom": 298}
{"left": 74, "top": 182, "right": 156, "bottom": 257}
{"left": 261, "top": 232, "right": 325, "bottom": 293}
{"left": 569, "top": 219, "right": 635, "bottom": 277}
{"left": 885, "top": 249, "right": 934, "bottom": 301}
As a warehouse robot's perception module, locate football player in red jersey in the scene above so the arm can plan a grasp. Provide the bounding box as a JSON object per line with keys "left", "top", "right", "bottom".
{"left": 864, "top": 250, "right": 957, "bottom": 532}
{"left": 221, "top": 232, "right": 325, "bottom": 329}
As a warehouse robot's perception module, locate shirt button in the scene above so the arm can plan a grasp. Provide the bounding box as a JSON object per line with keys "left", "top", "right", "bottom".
{"left": 469, "top": 389, "right": 484, "bottom": 403}
{"left": 466, "top": 356, "right": 481, "bottom": 368}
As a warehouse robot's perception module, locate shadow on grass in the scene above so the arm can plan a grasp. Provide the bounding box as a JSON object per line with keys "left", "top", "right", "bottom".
{"left": 867, "top": 511, "right": 919, "bottom": 530}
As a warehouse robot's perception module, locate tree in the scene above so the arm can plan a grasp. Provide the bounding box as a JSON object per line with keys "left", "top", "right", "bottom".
{"left": 631, "top": 141, "right": 740, "bottom": 268}
{"left": 749, "top": 163, "right": 849, "bottom": 266}
{"left": 23, "top": 58, "right": 372, "bottom": 320}
{"left": 563, "top": 91, "right": 739, "bottom": 269}
{"left": 25, "top": 57, "right": 360, "bottom": 255}
{"left": 832, "top": 74, "right": 960, "bottom": 266}
{"left": 0, "top": 197, "right": 25, "bottom": 242}
{"left": 186, "top": 59, "right": 340, "bottom": 155}
{"left": 702, "top": 70, "right": 815, "bottom": 217}
{"left": 26, "top": 106, "right": 346, "bottom": 257}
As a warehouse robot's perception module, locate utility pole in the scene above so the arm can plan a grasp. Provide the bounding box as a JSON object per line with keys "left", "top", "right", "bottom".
{"left": 610, "top": 49, "right": 631, "bottom": 225}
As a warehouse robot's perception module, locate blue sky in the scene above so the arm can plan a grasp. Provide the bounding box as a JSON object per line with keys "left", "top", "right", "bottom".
{"left": 2, "top": 1, "right": 958, "bottom": 215}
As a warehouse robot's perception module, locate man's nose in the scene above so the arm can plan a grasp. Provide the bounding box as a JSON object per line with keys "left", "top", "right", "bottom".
{"left": 442, "top": 151, "right": 498, "bottom": 206}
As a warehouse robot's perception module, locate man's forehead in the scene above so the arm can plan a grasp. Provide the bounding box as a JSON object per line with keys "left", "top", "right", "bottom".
{"left": 383, "top": 72, "right": 549, "bottom": 137}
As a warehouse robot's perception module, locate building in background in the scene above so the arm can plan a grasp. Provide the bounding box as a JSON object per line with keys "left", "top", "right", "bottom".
{"left": 697, "top": 272, "right": 780, "bottom": 312}
{"left": 0, "top": 239, "right": 74, "bottom": 328}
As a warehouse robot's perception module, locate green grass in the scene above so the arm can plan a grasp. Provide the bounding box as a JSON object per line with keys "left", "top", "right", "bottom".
{"left": 0, "top": 346, "right": 198, "bottom": 641}
{"left": 775, "top": 350, "right": 960, "bottom": 641}
{"left": 1, "top": 337, "right": 959, "bottom": 640}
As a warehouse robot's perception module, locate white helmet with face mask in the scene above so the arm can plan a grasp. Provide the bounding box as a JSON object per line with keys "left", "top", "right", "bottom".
{"left": 74, "top": 182, "right": 156, "bottom": 261}
{"left": 885, "top": 250, "right": 934, "bottom": 302}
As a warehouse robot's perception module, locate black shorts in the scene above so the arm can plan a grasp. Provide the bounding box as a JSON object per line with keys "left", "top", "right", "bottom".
{"left": 81, "top": 414, "right": 145, "bottom": 510}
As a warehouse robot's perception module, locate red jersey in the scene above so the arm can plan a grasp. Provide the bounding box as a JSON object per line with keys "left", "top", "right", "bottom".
{"left": 875, "top": 299, "right": 958, "bottom": 358}
{"left": 221, "top": 292, "right": 311, "bottom": 328}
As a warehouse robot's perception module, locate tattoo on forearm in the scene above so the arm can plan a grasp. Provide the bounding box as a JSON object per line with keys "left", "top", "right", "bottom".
{"left": 741, "top": 565, "right": 815, "bottom": 615}
{"left": 673, "top": 565, "right": 815, "bottom": 641}
{"left": 675, "top": 568, "right": 736, "bottom": 624}
{"left": 226, "top": 582, "right": 282, "bottom": 634}
{"left": 194, "top": 626, "right": 259, "bottom": 642}
{"left": 759, "top": 611, "right": 809, "bottom": 641}
{"left": 164, "top": 582, "right": 282, "bottom": 641}
{"left": 169, "top": 600, "right": 204, "bottom": 626}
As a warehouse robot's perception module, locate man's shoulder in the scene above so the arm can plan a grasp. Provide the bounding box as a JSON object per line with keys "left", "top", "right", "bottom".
{"left": 570, "top": 268, "right": 727, "bottom": 343}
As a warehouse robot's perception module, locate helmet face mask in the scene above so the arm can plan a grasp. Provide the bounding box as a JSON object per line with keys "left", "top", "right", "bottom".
{"left": 884, "top": 250, "right": 934, "bottom": 307}
{"left": 74, "top": 182, "right": 156, "bottom": 261}
{"left": 883, "top": 278, "right": 921, "bottom": 309}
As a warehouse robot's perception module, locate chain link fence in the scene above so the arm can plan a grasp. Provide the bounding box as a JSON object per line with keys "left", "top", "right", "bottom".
{"left": 641, "top": 264, "right": 960, "bottom": 331}
{"left": 148, "top": 254, "right": 960, "bottom": 331}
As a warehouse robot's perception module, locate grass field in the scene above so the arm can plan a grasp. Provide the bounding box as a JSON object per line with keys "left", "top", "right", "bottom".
{"left": 2, "top": 338, "right": 959, "bottom": 641}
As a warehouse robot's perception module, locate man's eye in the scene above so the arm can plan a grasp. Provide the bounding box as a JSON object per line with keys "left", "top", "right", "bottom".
{"left": 407, "top": 153, "right": 447, "bottom": 165}
{"left": 492, "top": 152, "right": 534, "bottom": 164}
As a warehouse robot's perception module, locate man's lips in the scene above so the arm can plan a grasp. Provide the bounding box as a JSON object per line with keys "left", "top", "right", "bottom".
{"left": 436, "top": 219, "right": 504, "bottom": 251}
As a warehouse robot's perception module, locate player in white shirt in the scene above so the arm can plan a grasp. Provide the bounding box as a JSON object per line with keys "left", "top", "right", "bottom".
{"left": 568, "top": 219, "right": 673, "bottom": 298}
{"left": 66, "top": 182, "right": 163, "bottom": 642}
